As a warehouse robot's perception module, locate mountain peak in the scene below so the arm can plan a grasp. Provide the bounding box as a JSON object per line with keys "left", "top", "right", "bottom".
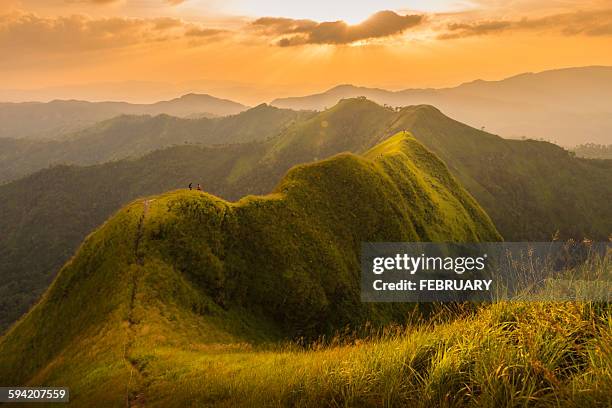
{"left": 334, "top": 96, "right": 382, "bottom": 108}
{"left": 328, "top": 84, "right": 359, "bottom": 91}
{"left": 177, "top": 93, "right": 214, "bottom": 100}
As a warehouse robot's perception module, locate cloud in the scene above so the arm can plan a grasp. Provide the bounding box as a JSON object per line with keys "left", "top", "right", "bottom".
{"left": 0, "top": 11, "right": 229, "bottom": 54}
{"left": 438, "top": 9, "right": 612, "bottom": 39}
{"left": 252, "top": 10, "right": 424, "bottom": 46}
{"left": 153, "top": 17, "right": 183, "bottom": 30}
{"left": 185, "top": 27, "right": 228, "bottom": 37}
{"left": 251, "top": 17, "right": 318, "bottom": 36}
{"left": 64, "top": 0, "right": 120, "bottom": 3}
{"left": 67, "top": 0, "right": 185, "bottom": 4}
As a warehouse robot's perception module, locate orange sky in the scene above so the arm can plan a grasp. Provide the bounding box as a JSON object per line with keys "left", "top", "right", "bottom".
{"left": 1, "top": 0, "right": 611, "bottom": 104}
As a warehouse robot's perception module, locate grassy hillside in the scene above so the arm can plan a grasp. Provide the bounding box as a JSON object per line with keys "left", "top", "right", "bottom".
{"left": 234, "top": 99, "right": 612, "bottom": 240}
{"left": 1, "top": 98, "right": 610, "bottom": 333}
{"left": 0, "top": 143, "right": 267, "bottom": 331}
{"left": 0, "top": 133, "right": 502, "bottom": 405}
{"left": 0, "top": 104, "right": 310, "bottom": 184}
{"left": 385, "top": 104, "right": 612, "bottom": 241}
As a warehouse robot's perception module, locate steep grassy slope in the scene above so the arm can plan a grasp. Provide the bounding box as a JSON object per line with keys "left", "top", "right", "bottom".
{"left": 384, "top": 104, "right": 612, "bottom": 241}
{"left": 1, "top": 98, "right": 610, "bottom": 333}
{"left": 0, "top": 133, "right": 501, "bottom": 405}
{"left": 0, "top": 143, "right": 267, "bottom": 331}
{"left": 0, "top": 104, "right": 310, "bottom": 184}
{"left": 236, "top": 99, "right": 612, "bottom": 241}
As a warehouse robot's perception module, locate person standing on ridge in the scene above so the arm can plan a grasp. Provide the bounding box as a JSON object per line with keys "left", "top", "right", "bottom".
{"left": 189, "top": 183, "right": 193, "bottom": 190}
{"left": 197, "top": 184, "right": 202, "bottom": 191}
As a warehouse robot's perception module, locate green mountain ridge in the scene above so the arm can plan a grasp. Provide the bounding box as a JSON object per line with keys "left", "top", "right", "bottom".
{"left": 383, "top": 103, "right": 612, "bottom": 241}
{"left": 0, "top": 133, "right": 501, "bottom": 405}
{"left": 1, "top": 98, "right": 610, "bottom": 333}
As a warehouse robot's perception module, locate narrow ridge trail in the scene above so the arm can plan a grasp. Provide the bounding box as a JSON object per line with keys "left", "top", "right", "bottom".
{"left": 125, "top": 199, "right": 151, "bottom": 407}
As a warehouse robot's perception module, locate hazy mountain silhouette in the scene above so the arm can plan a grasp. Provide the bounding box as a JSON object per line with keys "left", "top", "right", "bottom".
{"left": 0, "top": 93, "right": 248, "bottom": 141}
{"left": 272, "top": 66, "right": 612, "bottom": 146}
{"left": 0, "top": 104, "right": 309, "bottom": 184}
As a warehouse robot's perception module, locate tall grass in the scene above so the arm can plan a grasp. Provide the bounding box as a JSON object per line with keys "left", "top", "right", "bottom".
{"left": 140, "top": 301, "right": 611, "bottom": 407}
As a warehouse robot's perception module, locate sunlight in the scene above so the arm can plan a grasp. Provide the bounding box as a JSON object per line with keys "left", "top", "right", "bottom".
{"left": 223, "top": 0, "right": 467, "bottom": 23}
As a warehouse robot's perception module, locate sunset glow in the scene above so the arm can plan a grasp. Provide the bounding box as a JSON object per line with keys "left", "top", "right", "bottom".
{"left": 1, "top": 0, "right": 611, "bottom": 104}
{"left": 219, "top": 0, "right": 468, "bottom": 23}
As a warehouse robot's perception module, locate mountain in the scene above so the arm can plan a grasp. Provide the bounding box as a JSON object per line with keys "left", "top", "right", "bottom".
{"left": 1, "top": 98, "right": 610, "bottom": 332}
{"left": 0, "top": 104, "right": 310, "bottom": 184}
{"left": 0, "top": 142, "right": 263, "bottom": 332}
{"left": 143, "top": 93, "right": 246, "bottom": 117}
{"left": 272, "top": 66, "right": 612, "bottom": 146}
{"left": 0, "top": 132, "right": 501, "bottom": 405}
{"left": 251, "top": 98, "right": 611, "bottom": 241}
{"left": 0, "top": 93, "right": 248, "bottom": 141}
{"left": 385, "top": 103, "right": 612, "bottom": 242}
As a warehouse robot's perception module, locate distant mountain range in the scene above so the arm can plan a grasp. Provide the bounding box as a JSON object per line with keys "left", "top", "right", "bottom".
{"left": 272, "top": 66, "right": 612, "bottom": 146}
{"left": 1, "top": 98, "right": 609, "bottom": 333}
{"left": 0, "top": 93, "right": 248, "bottom": 140}
{"left": 2, "top": 66, "right": 611, "bottom": 147}
{"left": 0, "top": 104, "right": 309, "bottom": 183}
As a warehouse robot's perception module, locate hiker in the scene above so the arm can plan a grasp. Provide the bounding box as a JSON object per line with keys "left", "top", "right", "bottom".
{"left": 196, "top": 184, "right": 202, "bottom": 191}
{"left": 189, "top": 182, "right": 193, "bottom": 190}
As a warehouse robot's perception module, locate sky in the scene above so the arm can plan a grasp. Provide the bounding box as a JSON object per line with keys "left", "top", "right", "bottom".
{"left": 1, "top": 0, "right": 611, "bottom": 104}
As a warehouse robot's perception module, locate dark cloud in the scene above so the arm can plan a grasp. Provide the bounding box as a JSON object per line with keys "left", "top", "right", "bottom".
{"left": 253, "top": 11, "right": 424, "bottom": 46}
{"left": 439, "top": 9, "right": 612, "bottom": 39}
{"left": 252, "top": 17, "right": 318, "bottom": 36}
